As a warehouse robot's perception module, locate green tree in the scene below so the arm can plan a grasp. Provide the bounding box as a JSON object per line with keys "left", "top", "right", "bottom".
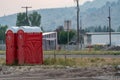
{"left": 58, "top": 30, "right": 75, "bottom": 44}
{"left": 55, "top": 26, "right": 64, "bottom": 32}
{"left": 117, "top": 26, "right": 120, "bottom": 32}
{"left": 29, "top": 11, "right": 41, "bottom": 26}
{"left": 98, "top": 26, "right": 102, "bottom": 32}
{"left": 84, "top": 28, "right": 90, "bottom": 32}
{"left": 103, "top": 26, "right": 108, "bottom": 32}
{"left": 85, "top": 26, "right": 95, "bottom": 32}
{"left": 0, "top": 25, "right": 8, "bottom": 43}
{"left": 16, "top": 11, "right": 41, "bottom": 26}
{"left": 16, "top": 13, "right": 29, "bottom": 26}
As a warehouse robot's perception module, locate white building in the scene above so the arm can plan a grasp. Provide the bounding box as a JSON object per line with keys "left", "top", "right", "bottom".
{"left": 64, "top": 20, "right": 71, "bottom": 31}
{"left": 84, "top": 32, "right": 120, "bottom": 46}
{"left": 42, "top": 32, "right": 58, "bottom": 50}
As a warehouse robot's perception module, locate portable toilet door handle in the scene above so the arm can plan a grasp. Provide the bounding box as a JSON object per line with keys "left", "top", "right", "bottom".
{"left": 19, "top": 35, "right": 22, "bottom": 39}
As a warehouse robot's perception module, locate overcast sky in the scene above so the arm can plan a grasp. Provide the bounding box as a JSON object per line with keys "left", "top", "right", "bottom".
{"left": 0, "top": 0, "right": 93, "bottom": 17}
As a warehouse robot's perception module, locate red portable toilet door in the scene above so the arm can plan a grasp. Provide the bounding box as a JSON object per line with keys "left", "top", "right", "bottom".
{"left": 6, "top": 30, "right": 15, "bottom": 65}
{"left": 17, "top": 30, "right": 24, "bottom": 64}
{"left": 24, "top": 33, "right": 43, "bottom": 64}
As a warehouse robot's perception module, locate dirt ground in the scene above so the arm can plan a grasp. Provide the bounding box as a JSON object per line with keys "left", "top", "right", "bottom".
{"left": 0, "top": 65, "right": 120, "bottom": 80}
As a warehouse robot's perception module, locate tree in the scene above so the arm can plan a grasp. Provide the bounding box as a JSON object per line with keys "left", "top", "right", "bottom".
{"left": 57, "top": 30, "right": 75, "bottom": 44}
{"left": 117, "top": 26, "right": 120, "bottom": 32}
{"left": 103, "top": 26, "right": 108, "bottom": 32}
{"left": 55, "top": 26, "right": 64, "bottom": 32}
{"left": 0, "top": 25, "right": 8, "bottom": 43}
{"left": 29, "top": 11, "right": 41, "bottom": 26}
{"left": 98, "top": 26, "right": 102, "bottom": 32}
{"left": 110, "top": 28, "right": 115, "bottom": 32}
{"left": 16, "top": 11, "right": 41, "bottom": 26}
{"left": 16, "top": 13, "right": 29, "bottom": 26}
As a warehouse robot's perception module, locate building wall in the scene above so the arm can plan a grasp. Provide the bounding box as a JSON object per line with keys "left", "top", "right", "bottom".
{"left": 42, "top": 32, "right": 58, "bottom": 50}
{"left": 91, "top": 34, "right": 120, "bottom": 45}
{"left": 84, "top": 32, "right": 120, "bottom": 46}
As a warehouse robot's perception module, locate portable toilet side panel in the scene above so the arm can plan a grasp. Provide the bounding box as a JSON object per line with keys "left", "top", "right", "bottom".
{"left": 6, "top": 27, "right": 18, "bottom": 65}
{"left": 17, "top": 30, "right": 25, "bottom": 64}
{"left": 24, "top": 33, "right": 43, "bottom": 64}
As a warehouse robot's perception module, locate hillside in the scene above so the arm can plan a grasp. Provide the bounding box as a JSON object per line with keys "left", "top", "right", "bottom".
{"left": 81, "top": 0, "right": 118, "bottom": 12}
{"left": 83, "top": 0, "right": 120, "bottom": 29}
{"left": 0, "top": 0, "right": 120, "bottom": 31}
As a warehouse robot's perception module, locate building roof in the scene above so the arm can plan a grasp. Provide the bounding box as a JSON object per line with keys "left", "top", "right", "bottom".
{"left": 43, "top": 32, "right": 57, "bottom": 36}
{"left": 86, "top": 32, "right": 120, "bottom": 35}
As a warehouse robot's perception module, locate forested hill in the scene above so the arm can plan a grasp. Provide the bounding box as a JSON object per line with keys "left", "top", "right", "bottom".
{"left": 0, "top": 0, "right": 120, "bottom": 31}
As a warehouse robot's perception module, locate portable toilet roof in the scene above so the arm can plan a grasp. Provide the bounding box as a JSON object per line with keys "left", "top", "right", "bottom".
{"left": 6, "top": 27, "right": 19, "bottom": 33}
{"left": 19, "top": 26, "right": 42, "bottom": 33}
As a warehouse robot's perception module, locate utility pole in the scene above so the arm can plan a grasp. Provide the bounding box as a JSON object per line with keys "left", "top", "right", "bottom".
{"left": 80, "top": 16, "right": 82, "bottom": 49}
{"left": 75, "top": 0, "right": 80, "bottom": 49}
{"left": 108, "top": 7, "right": 111, "bottom": 46}
{"left": 66, "top": 20, "right": 70, "bottom": 46}
{"left": 22, "top": 6, "right": 32, "bottom": 26}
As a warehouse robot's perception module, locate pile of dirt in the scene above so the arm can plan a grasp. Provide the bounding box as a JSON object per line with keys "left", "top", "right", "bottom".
{"left": 0, "top": 65, "right": 119, "bottom": 80}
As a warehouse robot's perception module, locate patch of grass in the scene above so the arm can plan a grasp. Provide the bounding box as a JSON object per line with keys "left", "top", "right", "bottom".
{"left": 0, "top": 57, "right": 119, "bottom": 67}
{"left": 76, "top": 58, "right": 120, "bottom": 67}
{"left": 0, "top": 50, "right": 5, "bottom": 55}
{"left": 0, "top": 58, "right": 5, "bottom": 65}
{"left": 1, "top": 49, "right": 120, "bottom": 55}
{"left": 44, "top": 58, "right": 75, "bottom": 67}
{"left": 44, "top": 58, "right": 120, "bottom": 67}
{"left": 43, "top": 50, "right": 120, "bottom": 55}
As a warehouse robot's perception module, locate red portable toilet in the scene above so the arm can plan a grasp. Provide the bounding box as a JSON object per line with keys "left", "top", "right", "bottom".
{"left": 6, "top": 27, "right": 19, "bottom": 65}
{"left": 17, "top": 26, "right": 43, "bottom": 64}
